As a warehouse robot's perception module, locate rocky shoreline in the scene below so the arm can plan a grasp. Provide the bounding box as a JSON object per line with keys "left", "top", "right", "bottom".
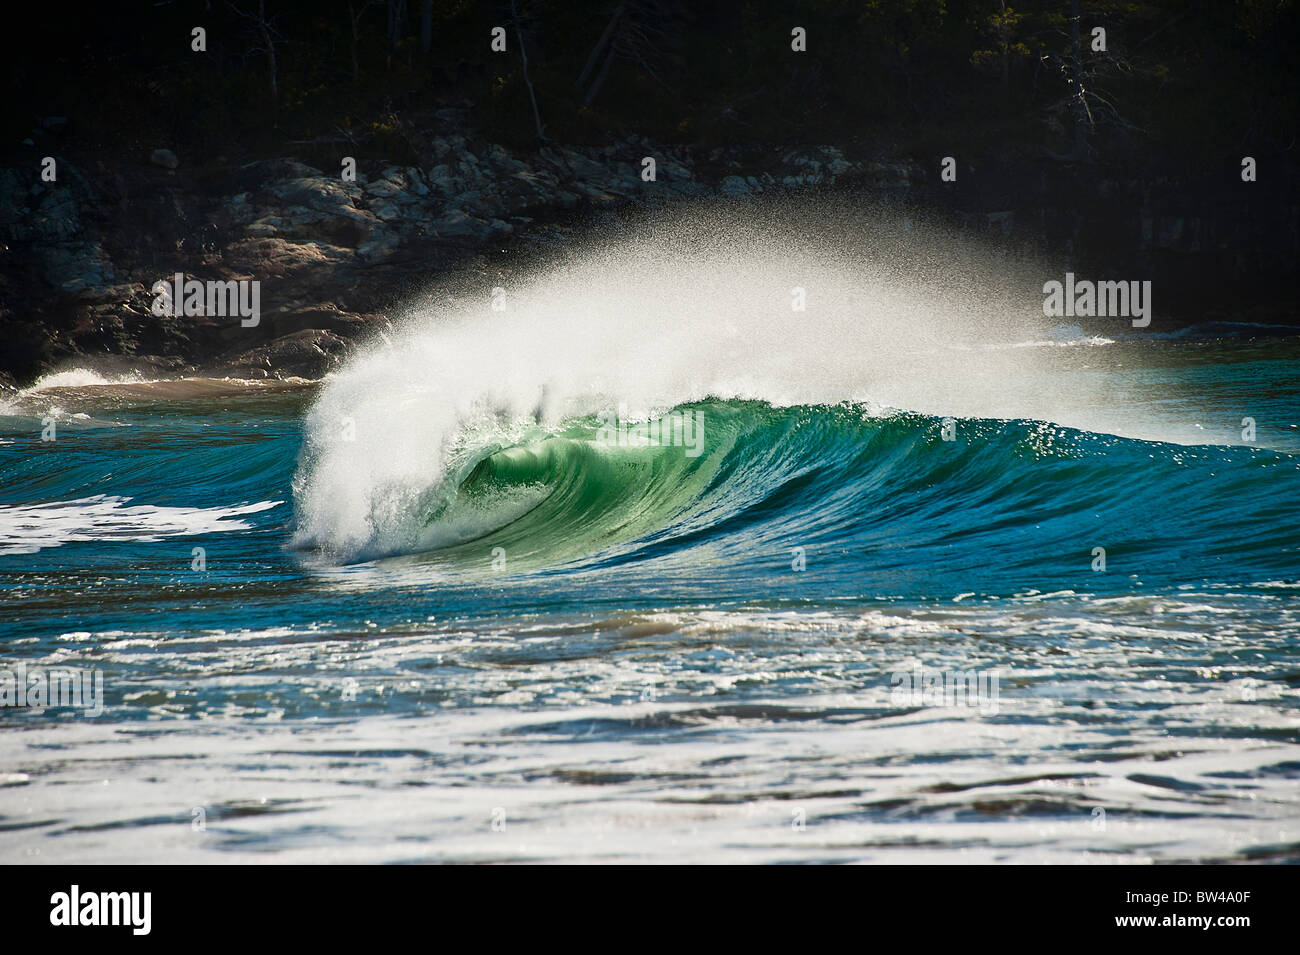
{"left": 1, "top": 109, "right": 924, "bottom": 389}
{"left": 3, "top": 108, "right": 1296, "bottom": 391}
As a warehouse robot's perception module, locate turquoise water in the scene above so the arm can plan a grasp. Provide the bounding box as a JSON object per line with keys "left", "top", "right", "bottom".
{"left": 2, "top": 333, "right": 1299, "bottom": 863}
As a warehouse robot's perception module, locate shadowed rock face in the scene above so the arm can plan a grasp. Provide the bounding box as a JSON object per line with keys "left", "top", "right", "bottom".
{"left": 212, "top": 328, "right": 352, "bottom": 380}
{"left": 2, "top": 107, "right": 1296, "bottom": 388}
{"left": 0, "top": 122, "right": 916, "bottom": 386}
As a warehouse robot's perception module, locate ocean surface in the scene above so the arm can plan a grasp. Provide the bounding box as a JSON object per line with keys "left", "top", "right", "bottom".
{"left": 2, "top": 218, "right": 1299, "bottom": 862}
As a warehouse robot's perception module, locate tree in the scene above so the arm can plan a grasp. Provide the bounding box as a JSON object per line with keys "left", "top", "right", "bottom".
{"left": 510, "top": 0, "right": 547, "bottom": 140}
{"left": 576, "top": 0, "right": 684, "bottom": 107}
{"left": 420, "top": 0, "right": 433, "bottom": 54}
{"left": 228, "top": 0, "right": 282, "bottom": 122}
{"left": 348, "top": 1, "right": 382, "bottom": 82}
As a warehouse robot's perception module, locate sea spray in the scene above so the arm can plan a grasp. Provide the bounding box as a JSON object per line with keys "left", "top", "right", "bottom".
{"left": 290, "top": 199, "right": 1151, "bottom": 562}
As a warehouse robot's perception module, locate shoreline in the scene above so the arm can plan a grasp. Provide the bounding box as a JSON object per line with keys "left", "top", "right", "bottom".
{"left": 5, "top": 118, "right": 1297, "bottom": 391}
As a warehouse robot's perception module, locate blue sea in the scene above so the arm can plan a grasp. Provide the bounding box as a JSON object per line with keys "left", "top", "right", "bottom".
{"left": 2, "top": 217, "right": 1299, "bottom": 863}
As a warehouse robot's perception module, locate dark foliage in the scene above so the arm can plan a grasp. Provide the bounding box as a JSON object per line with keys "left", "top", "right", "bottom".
{"left": 2, "top": 0, "right": 1296, "bottom": 169}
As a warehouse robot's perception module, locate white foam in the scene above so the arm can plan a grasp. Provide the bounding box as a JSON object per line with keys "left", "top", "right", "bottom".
{"left": 23, "top": 369, "right": 150, "bottom": 392}
{"left": 290, "top": 204, "right": 1197, "bottom": 561}
{"left": 0, "top": 495, "right": 282, "bottom": 555}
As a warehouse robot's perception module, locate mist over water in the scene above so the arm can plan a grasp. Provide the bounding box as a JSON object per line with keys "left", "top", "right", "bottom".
{"left": 292, "top": 201, "right": 1148, "bottom": 563}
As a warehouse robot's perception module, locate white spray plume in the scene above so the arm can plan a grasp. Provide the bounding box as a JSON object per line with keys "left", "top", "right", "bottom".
{"left": 292, "top": 199, "right": 1117, "bottom": 562}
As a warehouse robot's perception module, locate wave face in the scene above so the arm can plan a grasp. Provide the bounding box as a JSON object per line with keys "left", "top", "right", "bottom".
{"left": 292, "top": 203, "right": 1300, "bottom": 586}
{"left": 299, "top": 396, "right": 1300, "bottom": 596}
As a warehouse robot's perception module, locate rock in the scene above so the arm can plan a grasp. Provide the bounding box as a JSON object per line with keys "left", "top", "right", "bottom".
{"left": 0, "top": 161, "right": 119, "bottom": 295}
{"left": 568, "top": 182, "right": 623, "bottom": 203}
{"left": 29, "top": 188, "right": 83, "bottom": 241}
{"left": 268, "top": 177, "right": 362, "bottom": 217}
{"left": 367, "top": 199, "right": 403, "bottom": 222}
{"left": 661, "top": 159, "right": 693, "bottom": 181}
{"left": 861, "top": 162, "right": 911, "bottom": 187}
{"left": 224, "top": 192, "right": 254, "bottom": 222}
{"left": 719, "top": 175, "right": 751, "bottom": 196}
{"left": 431, "top": 209, "right": 508, "bottom": 241}
{"left": 150, "top": 149, "right": 179, "bottom": 170}
{"left": 229, "top": 159, "right": 323, "bottom": 191}
{"left": 356, "top": 229, "right": 402, "bottom": 261}
{"left": 405, "top": 166, "right": 430, "bottom": 196}
{"left": 552, "top": 189, "right": 581, "bottom": 209}
{"left": 257, "top": 176, "right": 376, "bottom": 245}
{"left": 363, "top": 177, "right": 406, "bottom": 199}
{"left": 214, "top": 328, "right": 351, "bottom": 380}
{"left": 554, "top": 149, "right": 608, "bottom": 182}
{"left": 38, "top": 244, "right": 116, "bottom": 293}
{"left": 244, "top": 216, "right": 288, "bottom": 238}
{"left": 224, "top": 236, "right": 354, "bottom": 276}
{"left": 427, "top": 163, "right": 454, "bottom": 190}
{"left": 428, "top": 136, "right": 454, "bottom": 161}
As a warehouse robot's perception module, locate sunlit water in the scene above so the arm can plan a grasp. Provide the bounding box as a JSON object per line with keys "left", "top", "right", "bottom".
{"left": 2, "top": 210, "right": 1298, "bottom": 862}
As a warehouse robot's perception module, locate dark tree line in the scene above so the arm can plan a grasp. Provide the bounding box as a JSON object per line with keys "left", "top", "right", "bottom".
{"left": 2, "top": 0, "right": 1296, "bottom": 171}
